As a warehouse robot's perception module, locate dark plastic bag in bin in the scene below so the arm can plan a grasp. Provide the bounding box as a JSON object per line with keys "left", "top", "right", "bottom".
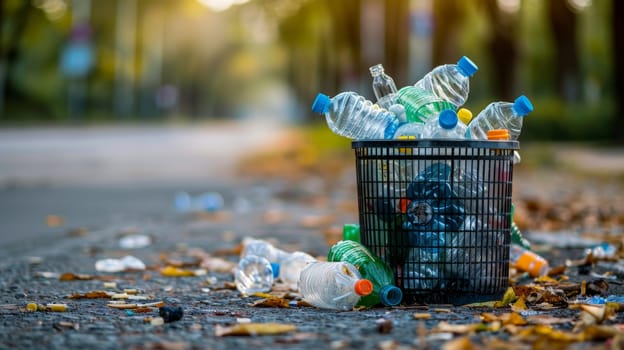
{"left": 352, "top": 139, "right": 518, "bottom": 305}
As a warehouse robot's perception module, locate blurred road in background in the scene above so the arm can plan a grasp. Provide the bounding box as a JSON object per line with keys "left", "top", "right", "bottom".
{"left": 0, "top": 120, "right": 288, "bottom": 255}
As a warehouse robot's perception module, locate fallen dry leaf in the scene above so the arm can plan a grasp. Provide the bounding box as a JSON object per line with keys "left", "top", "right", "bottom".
{"left": 441, "top": 336, "right": 475, "bottom": 350}
{"left": 433, "top": 321, "right": 482, "bottom": 334}
{"left": 160, "top": 253, "right": 201, "bottom": 268}
{"left": 414, "top": 313, "right": 432, "bottom": 320}
{"left": 214, "top": 323, "right": 296, "bottom": 336}
{"left": 59, "top": 273, "right": 116, "bottom": 281}
{"left": 66, "top": 291, "right": 112, "bottom": 299}
{"left": 250, "top": 297, "right": 290, "bottom": 308}
{"left": 46, "top": 215, "right": 64, "bottom": 227}
{"left": 160, "top": 266, "right": 205, "bottom": 277}
{"left": 511, "top": 297, "right": 528, "bottom": 312}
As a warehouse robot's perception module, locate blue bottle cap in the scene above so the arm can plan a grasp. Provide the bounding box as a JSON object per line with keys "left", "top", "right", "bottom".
{"left": 173, "top": 191, "right": 192, "bottom": 212}
{"left": 512, "top": 95, "right": 534, "bottom": 116}
{"left": 270, "top": 262, "right": 280, "bottom": 278}
{"left": 379, "top": 285, "right": 403, "bottom": 306}
{"left": 311, "top": 93, "right": 331, "bottom": 114}
{"left": 457, "top": 56, "right": 478, "bottom": 77}
{"left": 438, "top": 110, "right": 458, "bottom": 129}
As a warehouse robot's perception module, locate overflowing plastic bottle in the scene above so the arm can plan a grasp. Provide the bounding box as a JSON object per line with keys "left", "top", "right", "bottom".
{"left": 397, "top": 86, "right": 455, "bottom": 124}
{"left": 327, "top": 240, "right": 403, "bottom": 307}
{"left": 235, "top": 255, "right": 279, "bottom": 295}
{"left": 421, "top": 110, "right": 467, "bottom": 139}
{"left": 370, "top": 64, "right": 398, "bottom": 110}
{"left": 298, "top": 261, "right": 373, "bottom": 310}
{"left": 466, "top": 95, "right": 533, "bottom": 140}
{"left": 510, "top": 244, "right": 549, "bottom": 277}
{"left": 312, "top": 92, "right": 402, "bottom": 140}
{"left": 278, "top": 251, "right": 317, "bottom": 290}
{"left": 414, "top": 56, "right": 478, "bottom": 108}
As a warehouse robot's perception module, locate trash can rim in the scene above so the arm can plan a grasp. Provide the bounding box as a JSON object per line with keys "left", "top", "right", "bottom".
{"left": 351, "top": 139, "right": 519, "bottom": 150}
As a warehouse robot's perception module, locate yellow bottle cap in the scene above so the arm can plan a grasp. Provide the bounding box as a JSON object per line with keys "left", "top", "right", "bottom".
{"left": 457, "top": 108, "right": 473, "bottom": 125}
{"left": 487, "top": 129, "right": 510, "bottom": 140}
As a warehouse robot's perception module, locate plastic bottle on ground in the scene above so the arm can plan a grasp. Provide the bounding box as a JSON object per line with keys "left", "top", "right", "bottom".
{"left": 421, "top": 110, "right": 467, "bottom": 139}
{"left": 174, "top": 191, "right": 224, "bottom": 213}
{"left": 510, "top": 244, "right": 549, "bottom": 277}
{"left": 370, "top": 64, "right": 398, "bottom": 110}
{"left": 312, "top": 92, "right": 402, "bottom": 140}
{"left": 241, "top": 238, "right": 289, "bottom": 264}
{"left": 466, "top": 95, "right": 534, "bottom": 141}
{"left": 298, "top": 261, "right": 373, "bottom": 310}
{"left": 414, "top": 56, "right": 478, "bottom": 108}
{"left": 327, "top": 240, "right": 403, "bottom": 307}
{"left": 396, "top": 86, "right": 455, "bottom": 124}
{"left": 235, "top": 255, "right": 279, "bottom": 295}
{"left": 278, "top": 251, "right": 317, "bottom": 290}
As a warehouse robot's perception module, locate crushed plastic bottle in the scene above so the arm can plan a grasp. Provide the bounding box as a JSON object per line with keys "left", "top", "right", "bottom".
{"left": 279, "top": 251, "right": 317, "bottom": 290}
{"left": 466, "top": 95, "right": 533, "bottom": 140}
{"left": 328, "top": 240, "right": 403, "bottom": 307}
{"left": 510, "top": 244, "right": 549, "bottom": 277}
{"left": 414, "top": 56, "right": 478, "bottom": 108}
{"left": 312, "top": 92, "right": 402, "bottom": 140}
{"left": 421, "top": 110, "right": 467, "bottom": 139}
{"left": 370, "top": 63, "right": 398, "bottom": 110}
{"left": 396, "top": 86, "right": 455, "bottom": 124}
{"left": 585, "top": 242, "right": 617, "bottom": 259}
{"left": 234, "top": 255, "right": 279, "bottom": 295}
{"left": 95, "top": 255, "right": 146, "bottom": 273}
{"left": 298, "top": 261, "right": 373, "bottom": 310}
{"left": 241, "top": 238, "right": 289, "bottom": 264}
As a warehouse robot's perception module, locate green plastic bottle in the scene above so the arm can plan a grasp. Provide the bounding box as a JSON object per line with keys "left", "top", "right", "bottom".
{"left": 327, "top": 240, "right": 402, "bottom": 307}
{"left": 511, "top": 204, "right": 531, "bottom": 250}
{"left": 342, "top": 223, "right": 361, "bottom": 242}
{"left": 397, "top": 86, "right": 455, "bottom": 124}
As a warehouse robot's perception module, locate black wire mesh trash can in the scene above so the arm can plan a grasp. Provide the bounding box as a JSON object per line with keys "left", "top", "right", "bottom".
{"left": 352, "top": 139, "right": 519, "bottom": 305}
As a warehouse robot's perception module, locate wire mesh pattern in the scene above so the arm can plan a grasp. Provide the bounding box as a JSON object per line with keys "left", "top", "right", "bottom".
{"left": 352, "top": 140, "right": 519, "bottom": 305}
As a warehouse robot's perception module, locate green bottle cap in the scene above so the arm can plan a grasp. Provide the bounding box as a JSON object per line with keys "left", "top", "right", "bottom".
{"left": 342, "top": 223, "right": 361, "bottom": 242}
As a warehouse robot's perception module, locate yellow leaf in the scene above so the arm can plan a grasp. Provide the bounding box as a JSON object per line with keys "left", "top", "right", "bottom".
{"left": 250, "top": 297, "right": 290, "bottom": 308}
{"left": 510, "top": 297, "right": 527, "bottom": 312}
{"left": 500, "top": 312, "right": 527, "bottom": 326}
{"left": 441, "top": 336, "right": 475, "bottom": 350}
{"left": 494, "top": 287, "right": 517, "bottom": 307}
{"left": 160, "top": 266, "right": 196, "bottom": 277}
{"left": 480, "top": 313, "right": 499, "bottom": 323}
{"left": 214, "top": 323, "right": 296, "bottom": 336}
{"left": 413, "top": 313, "right": 432, "bottom": 320}
{"left": 535, "top": 275, "right": 558, "bottom": 284}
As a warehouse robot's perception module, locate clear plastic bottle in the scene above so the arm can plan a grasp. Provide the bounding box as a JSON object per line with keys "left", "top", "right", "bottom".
{"left": 278, "top": 251, "right": 316, "bottom": 290}
{"left": 393, "top": 122, "right": 424, "bottom": 139}
{"left": 173, "top": 191, "right": 224, "bottom": 213}
{"left": 414, "top": 56, "right": 478, "bottom": 108}
{"left": 235, "top": 255, "right": 279, "bottom": 295}
{"left": 312, "top": 92, "right": 402, "bottom": 140}
{"left": 510, "top": 244, "right": 549, "bottom": 277}
{"left": 421, "top": 110, "right": 467, "bottom": 139}
{"left": 466, "top": 95, "right": 533, "bottom": 140}
{"left": 241, "top": 238, "right": 289, "bottom": 264}
{"left": 298, "top": 261, "right": 373, "bottom": 310}
{"left": 370, "top": 64, "right": 398, "bottom": 110}
{"left": 396, "top": 86, "right": 455, "bottom": 124}
{"left": 327, "top": 240, "right": 403, "bottom": 307}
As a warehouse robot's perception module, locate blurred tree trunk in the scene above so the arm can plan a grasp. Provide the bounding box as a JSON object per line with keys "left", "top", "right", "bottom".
{"left": 384, "top": 0, "right": 409, "bottom": 86}
{"left": 548, "top": 0, "right": 580, "bottom": 102}
{"left": 613, "top": 0, "right": 624, "bottom": 143}
{"left": 482, "top": 0, "right": 518, "bottom": 101}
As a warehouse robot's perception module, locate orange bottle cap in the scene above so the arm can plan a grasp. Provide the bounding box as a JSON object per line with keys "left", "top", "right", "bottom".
{"left": 354, "top": 279, "right": 373, "bottom": 296}
{"left": 487, "top": 129, "right": 510, "bottom": 140}
{"left": 514, "top": 251, "right": 548, "bottom": 277}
